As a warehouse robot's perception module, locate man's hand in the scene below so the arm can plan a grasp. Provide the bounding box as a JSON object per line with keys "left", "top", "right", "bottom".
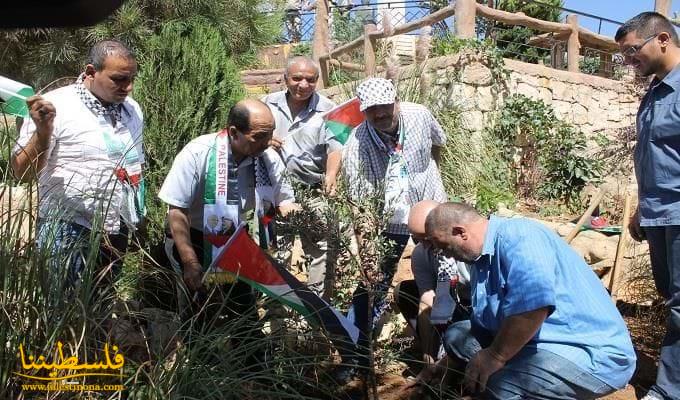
{"left": 268, "top": 135, "right": 284, "bottom": 151}
{"left": 183, "top": 261, "right": 204, "bottom": 292}
{"left": 464, "top": 348, "right": 506, "bottom": 394}
{"left": 27, "top": 96, "right": 56, "bottom": 144}
{"left": 278, "top": 202, "right": 302, "bottom": 217}
{"left": 323, "top": 174, "right": 337, "bottom": 196}
{"left": 405, "top": 360, "right": 446, "bottom": 389}
{"left": 628, "top": 208, "right": 645, "bottom": 242}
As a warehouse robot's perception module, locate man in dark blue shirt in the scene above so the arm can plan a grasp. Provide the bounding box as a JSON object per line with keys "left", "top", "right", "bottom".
{"left": 616, "top": 12, "right": 680, "bottom": 400}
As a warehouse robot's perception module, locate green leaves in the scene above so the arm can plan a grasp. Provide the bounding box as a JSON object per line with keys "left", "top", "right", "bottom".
{"left": 133, "top": 18, "right": 245, "bottom": 237}
{"left": 491, "top": 94, "right": 602, "bottom": 208}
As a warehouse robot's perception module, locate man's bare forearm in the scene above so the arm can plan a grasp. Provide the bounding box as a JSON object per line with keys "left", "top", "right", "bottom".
{"left": 325, "top": 150, "right": 342, "bottom": 178}
{"left": 11, "top": 132, "right": 50, "bottom": 182}
{"left": 487, "top": 307, "right": 549, "bottom": 362}
{"left": 167, "top": 206, "right": 200, "bottom": 267}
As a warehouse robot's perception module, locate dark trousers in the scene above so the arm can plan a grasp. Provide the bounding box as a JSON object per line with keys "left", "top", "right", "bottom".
{"left": 644, "top": 226, "right": 680, "bottom": 399}
{"left": 37, "top": 218, "right": 128, "bottom": 287}
{"left": 342, "top": 232, "right": 410, "bottom": 364}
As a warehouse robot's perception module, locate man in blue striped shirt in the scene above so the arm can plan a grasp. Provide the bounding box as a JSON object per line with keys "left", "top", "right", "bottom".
{"left": 425, "top": 202, "right": 636, "bottom": 399}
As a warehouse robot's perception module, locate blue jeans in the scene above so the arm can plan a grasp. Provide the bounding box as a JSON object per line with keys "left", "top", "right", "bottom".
{"left": 644, "top": 226, "right": 680, "bottom": 400}
{"left": 443, "top": 320, "right": 616, "bottom": 399}
{"left": 342, "top": 232, "right": 410, "bottom": 364}
{"left": 37, "top": 219, "right": 126, "bottom": 286}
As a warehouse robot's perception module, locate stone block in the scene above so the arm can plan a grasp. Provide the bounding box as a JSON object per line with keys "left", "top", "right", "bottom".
{"left": 552, "top": 100, "right": 574, "bottom": 119}
{"left": 571, "top": 103, "right": 589, "bottom": 125}
{"left": 618, "top": 92, "right": 638, "bottom": 103}
{"left": 607, "top": 105, "right": 623, "bottom": 122}
{"left": 537, "top": 87, "right": 552, "bottom": 103}
{"left": 460, "top": 110, "right": 484, "bottom": 131}
{"left": 551, "top": 81, "right": 575, "bottom": 102}
{"left": 477, "top": 86, "right": 495, "bottom": 111}
{"left": 461, "top": 62, "right": 493, "bottom": 86}
{"left": 515, "top": 82, "right": 540, "bottom": 99}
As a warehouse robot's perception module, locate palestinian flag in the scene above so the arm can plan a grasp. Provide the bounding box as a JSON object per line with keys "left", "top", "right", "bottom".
{"left": 0, "top": 75, "right": 34, "bottom": 118}
{"left": 210, "top": 223, "right": 361, "bottom": 346}
{"left": 323, "top": 97, "right": 364, "bottom": 145}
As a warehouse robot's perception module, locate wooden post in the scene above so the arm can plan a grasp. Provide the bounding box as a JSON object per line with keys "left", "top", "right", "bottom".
{"left": 598, "top": 51, "right": 611, "bottom": 77}
{"left": 454, "top": 0, "right": 476, "bottom": 39}
{"left": 364, "top": 21, "right": 377, "bottom": 77}
{"left": 609, "top": 192, "right": 633, "bottom": 302}
{"left": 655, "top": 0, "right": 671, "bottom": 17}
{"left": 319, "top": 58, "right": 330, "bottom": 88}
{"left": 551, "top": 42, "right": 564, "bottom": 70}
{"left": 567, "top": 14, "right": 580, "bottom": 73}
{"left": 312, "top": 0, "right": 330, "bottom": 88}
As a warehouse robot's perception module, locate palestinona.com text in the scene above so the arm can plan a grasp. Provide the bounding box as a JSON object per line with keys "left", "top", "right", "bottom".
{"left": 21, "top": 383, "right": 124, "bottom": 392}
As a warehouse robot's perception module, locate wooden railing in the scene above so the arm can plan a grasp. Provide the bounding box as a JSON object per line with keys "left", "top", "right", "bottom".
{"left": 312, "top": 0, "right": 623, "bottom": 88}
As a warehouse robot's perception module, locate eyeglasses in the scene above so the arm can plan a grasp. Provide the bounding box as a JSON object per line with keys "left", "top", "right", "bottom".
{"left": 622, "top": 34, "right": 657, "bottom": 57}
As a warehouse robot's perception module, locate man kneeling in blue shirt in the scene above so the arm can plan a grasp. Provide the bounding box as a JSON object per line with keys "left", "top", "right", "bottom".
{"left": 424, "top": 202, "right": 636, "bottom": 399}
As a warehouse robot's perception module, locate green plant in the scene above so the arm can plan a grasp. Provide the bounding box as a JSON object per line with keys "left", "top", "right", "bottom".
{"left": 291, "top": 42, "right": 312, "bottom": 57}
{"left": 430, "top": 35, "right": 510, "bottom": 85}
{"left": 133, "top": 18, "right": 245, "bottom": 238}
{"left": 0, "top": 0, "right": 283, "bottom": 89}
{"left": 330, "top": 8, "right": 366, "bottom": 44}
{"left": 492, "top": 0, "right": 563, "bottom": 64}
{"left": 579, "top": 55, "right": 601, "bottom": 75}
{"left": 492, "top": 94, "right": 602, "bottom": 207}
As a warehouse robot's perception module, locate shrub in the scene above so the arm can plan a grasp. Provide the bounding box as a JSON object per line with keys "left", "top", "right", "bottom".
{"left": 133, "top": 18, "right": 245, "bottom": 236}
{"left": 492, "top": 94, "right": 602, "bottom": 207}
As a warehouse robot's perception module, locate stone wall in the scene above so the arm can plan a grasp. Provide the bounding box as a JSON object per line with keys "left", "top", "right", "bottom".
{"left": 322, "top": 53, "right": 640, "bottom": 143}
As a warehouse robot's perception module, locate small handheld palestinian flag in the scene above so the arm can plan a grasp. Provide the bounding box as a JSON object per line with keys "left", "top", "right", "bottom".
{"left": 210, "top": 223, "right": 362, "bottom": 346}
{"left": 0, "top": 75, "right": 35, "bottom": 119}
{"left": 323, "top": 97, "right": 364, "bottom": 145}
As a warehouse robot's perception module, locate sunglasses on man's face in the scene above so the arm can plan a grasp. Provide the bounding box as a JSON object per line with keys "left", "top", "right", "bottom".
{"left": 622, "top": 34, "right": 657, "bottom": 57}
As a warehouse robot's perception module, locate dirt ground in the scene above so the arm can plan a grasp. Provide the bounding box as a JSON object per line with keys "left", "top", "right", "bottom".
{"left": 290, "top": 222, "right": 661, "bottom": 400}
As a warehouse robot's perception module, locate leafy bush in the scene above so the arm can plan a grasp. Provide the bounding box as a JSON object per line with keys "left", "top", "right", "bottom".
{"left": 133, "top": 19, "right": 245, "bottom": 237}
{"left": 492, "top": 94, "right": 602, "bottom": 207}
{"left": 492, "top": 0, "right": 563, "bottom": 64}
{"left": 0, "top": 0, "right": 283, "bottom": 88}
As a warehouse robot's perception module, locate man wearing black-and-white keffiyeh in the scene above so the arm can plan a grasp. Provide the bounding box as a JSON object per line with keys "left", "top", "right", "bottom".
{"left": 12, "top": 39, "right": 144, "bottom": 286}
{"left": 336, "top": 77, "right": 448, "bottom": 383}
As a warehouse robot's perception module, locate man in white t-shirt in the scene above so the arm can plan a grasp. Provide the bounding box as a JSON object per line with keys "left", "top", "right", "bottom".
{"left": 12, "top": 40, "right": 143, "bottom": 284}
{"left": 158, "top": 99, "right": 296, "bottom": 295}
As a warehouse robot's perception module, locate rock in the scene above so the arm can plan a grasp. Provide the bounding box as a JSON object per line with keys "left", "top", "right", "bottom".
{"left": 460, "top": 110, "right": 484, "bottom": 130}
{"left": 461, "top": 62, "right": 493, "bottom": 85}
{"left": 570, "top": 234, "right": 617, "bottom": 264}
{"left": 537, "top": 87, "right": 552, "bottom": 103}
{"left": 607, "top": 105, "right": 623, "bottom": 122}
{"left": 476, "top": 86, "right": 495, "bottom": 111}
{"left": 516, "top": 82, "right": 539, "bottom": 99}
{"left": 551, "top": 81, "right": 575, "bottom": 102}
{"left": 552, "top": 100, "right": 574, "bottom": 119}
{"left": 572, "top": 103, "right": 589, "bottom": 125}
{"left": 377, "top": 313, "right": 408, "bottom": 343}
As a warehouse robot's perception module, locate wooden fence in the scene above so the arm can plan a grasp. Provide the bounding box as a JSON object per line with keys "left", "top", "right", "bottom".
{"left": 311, "top": 0, "right": 628, "bottom": 89}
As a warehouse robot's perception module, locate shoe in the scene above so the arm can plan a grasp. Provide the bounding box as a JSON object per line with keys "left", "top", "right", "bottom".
{"left": 640, "top": 393, "right": 663, "bottom": 400}
{"left": 589, "top": 216, "right": 608, "bottom": 229}
{"left": 330, "top": 361, "right": 368, "bottom": 385}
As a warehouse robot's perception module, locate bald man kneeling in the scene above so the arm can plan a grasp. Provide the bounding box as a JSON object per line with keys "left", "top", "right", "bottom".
{"left": 395, "top": 200, "right": 471, "bottom": 388}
